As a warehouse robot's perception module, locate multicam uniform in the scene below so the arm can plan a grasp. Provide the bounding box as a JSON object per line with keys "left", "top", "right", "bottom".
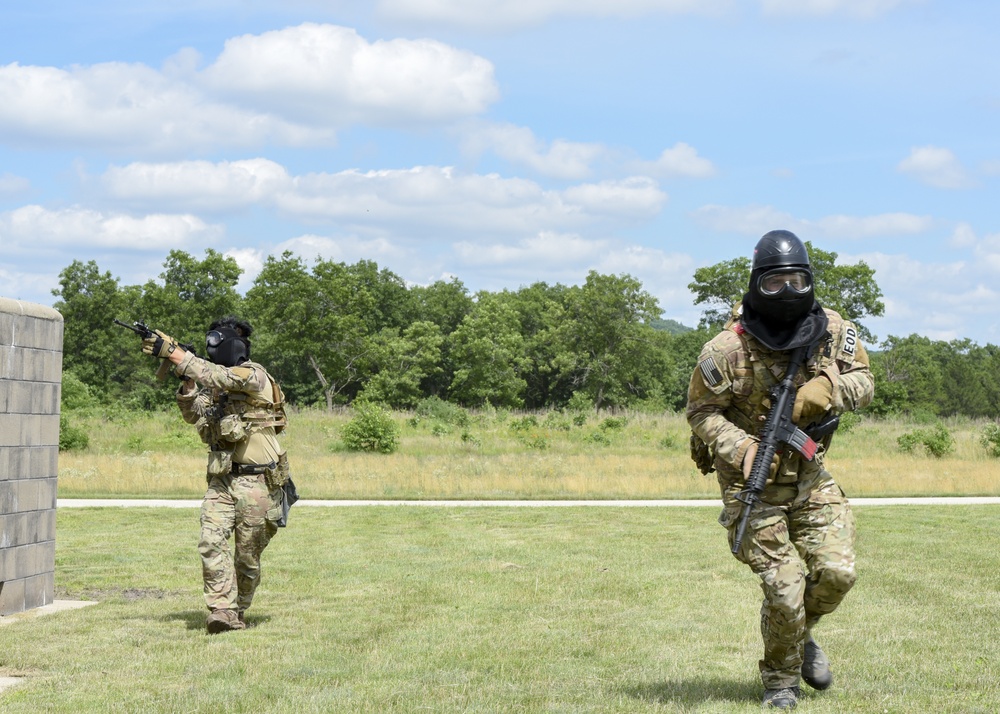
{"left": 174, "top": 350, "right": 289, "bottom": 617}
{"left": 686, "top": 307, "right": 874, "bottom": 690}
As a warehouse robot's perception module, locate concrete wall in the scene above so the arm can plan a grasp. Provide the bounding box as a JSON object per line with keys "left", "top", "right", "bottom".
{"left": 0, "top": 298, "right": 62, "bottom": 616}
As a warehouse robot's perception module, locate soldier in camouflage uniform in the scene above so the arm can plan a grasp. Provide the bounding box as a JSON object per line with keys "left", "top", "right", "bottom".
{"left": 141, "top": 316, "right": 290, "bottom": 634}
{"left": 686, "top": 231, "right": 874, "bottom": 710}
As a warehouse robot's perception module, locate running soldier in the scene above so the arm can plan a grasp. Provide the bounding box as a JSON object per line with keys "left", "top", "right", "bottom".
{"left": 686, "top": 231, "right": 874, "bottom": 709}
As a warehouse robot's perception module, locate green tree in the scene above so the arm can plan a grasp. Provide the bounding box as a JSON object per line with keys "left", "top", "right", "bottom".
{"left": 407, "top": 277, "right": 472, "bottom": 397}
{"left": 448, "top": 292, "right": 528, "bottom": 407}
{"left": 688, "top": 242, "right": 884, "bottom": 341}
{"left": 137, "top": 249, "right": 244, "bottom": 342}
{"left": 505, "top": 282, "right": 574, "bottom": 409}
{"left": 360, "top": 321, "right": 445, "bottom": 408}
{"left": 873, "top": 334, "right": 946, "bottom": 416}
{"left": 246, "top": 253, "right": 373, "bottom": 409}
{"left": 53, "top": 260, "right": 147, "bottom": 404}
{"left": 553, "top": 271, "right": 662, "bottom": 409}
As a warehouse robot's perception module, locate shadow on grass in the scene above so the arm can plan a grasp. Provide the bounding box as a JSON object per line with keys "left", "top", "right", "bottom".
{"left": 163, "top": 610, "right": 208, "bottom": 631}
{"left": 619, "top": 677, "right": 760, "bottom": 707}
{"left": 161, "top": 610, "right": 273, "bottom": 631}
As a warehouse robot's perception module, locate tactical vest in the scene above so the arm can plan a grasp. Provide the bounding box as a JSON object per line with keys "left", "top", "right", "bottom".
{"left": 198, "top": 362, "right": 288, "bottom": 448}
{"left": 688, "top": 308, "right": 857, "bottom": 476}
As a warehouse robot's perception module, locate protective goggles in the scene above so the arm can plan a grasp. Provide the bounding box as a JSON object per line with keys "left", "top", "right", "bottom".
{"left": 758, "top": 269, "right": 812, "bottom": 296}
{"left": 206, "top": 330, "right": 226, "bottom": 349}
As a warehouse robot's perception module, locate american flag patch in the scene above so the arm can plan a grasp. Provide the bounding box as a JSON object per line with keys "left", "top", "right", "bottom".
{"left": 699, "top": 357, "right": 723, "bottom": 386}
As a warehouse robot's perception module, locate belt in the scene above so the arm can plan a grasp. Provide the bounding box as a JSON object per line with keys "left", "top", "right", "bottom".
{"left": 230, "top": 462, "right": 275, "bottom": 476}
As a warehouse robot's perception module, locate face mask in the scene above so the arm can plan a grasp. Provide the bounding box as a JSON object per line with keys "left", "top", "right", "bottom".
{"left": 205, "top": 327, "right": 249, "bottom": 367}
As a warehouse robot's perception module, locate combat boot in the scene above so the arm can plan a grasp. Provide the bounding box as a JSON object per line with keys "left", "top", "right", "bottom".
{"left": 802, "top": 635, "right": 833, "bottom": 690}
{"left": 762, "top": 686, "right": 799, "bottom": 709}
{"left": 206, "top": 609, "right": 246, "bottom": 634}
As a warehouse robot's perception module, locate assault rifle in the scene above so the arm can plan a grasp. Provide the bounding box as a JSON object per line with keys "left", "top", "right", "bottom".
{"left": 114, "top": 319, "right": 191, "bottom": 381}
{"left": 731, "top": 344, "right": 835, "bottom": 554}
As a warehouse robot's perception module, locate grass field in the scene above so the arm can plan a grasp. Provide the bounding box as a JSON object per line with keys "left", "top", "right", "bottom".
{"left": 57, "top": 408, "right": 1000, "bottom": 500}
{"left": 1, "top": 505, "right": 998, "bottom": 712}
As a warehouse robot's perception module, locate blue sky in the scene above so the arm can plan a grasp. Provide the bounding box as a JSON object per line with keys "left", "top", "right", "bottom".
{"left": 1, "top": 0, "right": 998, "bottom": 346}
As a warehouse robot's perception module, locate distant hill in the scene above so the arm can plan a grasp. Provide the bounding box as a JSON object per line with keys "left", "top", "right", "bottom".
{"left": 649, "top": 318, "right": 693, "bottom": 334}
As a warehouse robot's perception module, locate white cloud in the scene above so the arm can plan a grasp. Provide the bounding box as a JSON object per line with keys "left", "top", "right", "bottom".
{"left": 453, "top": 232, "right": 608, "bottom": 266}
{"left": 460, "top": 122, "right": 605, "bottom": 179}
{"left": 630, "top": 142, "right": 717, "bottom": 179}
{"left": 0, "top": 205, "right": 221, "bottom": 251}
{"left": 274, "top": 234, "right": 406, "bottom": 264}
{"left": 948, "top": 222, "right": 977, "bottom": 249}
{"left": 201, "top": 23, "right": 498, "bottom": 125}
{"left": 846, "top": 250, "right": 999, "bottom": 342}
{"left": 760, "top": 0, "right": 915, "bottom": 18}
{"left": 100, "top": 160, "right": 667, "bottom": 235}
{"left": 0, "top": 173, "right": 30, "bottom": 196}
{"left": 102, "top": 159, "right": 293, "bottom": 211}
{"left": 692, "top": 204, "right": 932, "bottom": 239}
{"left": 0, "top": 62, "right": 327, "bottom": 153}
{"left": 897, "top": 146, "right": 975, "bottom": 189}
{"left": 0, "top": 24, "right": 498, "bottom": 154}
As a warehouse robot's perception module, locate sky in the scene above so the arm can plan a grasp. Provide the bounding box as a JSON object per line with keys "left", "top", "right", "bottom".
{"left": 1, "top": 0, "right": 998, "bottom": 346}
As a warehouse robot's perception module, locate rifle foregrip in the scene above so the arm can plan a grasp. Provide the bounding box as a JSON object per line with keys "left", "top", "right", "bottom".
{"left": 155, "top": 359, "right": 173, "bottom": 381}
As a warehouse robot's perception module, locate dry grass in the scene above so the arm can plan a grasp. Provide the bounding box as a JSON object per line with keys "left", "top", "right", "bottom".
{"left": 57, "top": 408, "right": 1000, "bottom": 499}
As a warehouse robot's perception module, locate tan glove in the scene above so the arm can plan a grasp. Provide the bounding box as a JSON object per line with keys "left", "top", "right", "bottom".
{"left": 792, "top": 375, "right": 833, "bottom": 423}
{"left": 141, "top": 329, "right": 178, "bottom": 359}
{"left": 742, "top": 441, "right": 780, "bottom": 482}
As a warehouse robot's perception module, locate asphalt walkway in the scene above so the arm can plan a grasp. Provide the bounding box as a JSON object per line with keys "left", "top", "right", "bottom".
{"left": 57, "top": 497, "right": 1000, "bottom": 508}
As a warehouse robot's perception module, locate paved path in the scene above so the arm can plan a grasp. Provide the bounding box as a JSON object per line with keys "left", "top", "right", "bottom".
{"left": 57, "top": 497, "right": 1000, "bottom": 508}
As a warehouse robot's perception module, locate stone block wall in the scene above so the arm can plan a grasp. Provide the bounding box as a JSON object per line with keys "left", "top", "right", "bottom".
{"left": 0, "top": 298, "right": 62, "bottom": 616}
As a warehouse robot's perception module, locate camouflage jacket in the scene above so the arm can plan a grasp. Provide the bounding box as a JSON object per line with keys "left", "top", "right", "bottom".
{"left": 686, "top": 307, "right": 874, "bottom": 486}
{"left": 175, "top": 352, "right": 284, "bottom": 466}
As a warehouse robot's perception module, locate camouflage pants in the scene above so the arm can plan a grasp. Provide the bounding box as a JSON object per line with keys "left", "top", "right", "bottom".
{"left": 721, "top": 471, "right": 857, "bottom": 689}
{"left": 199, "top": 473, "right": 281, "bottom": 613}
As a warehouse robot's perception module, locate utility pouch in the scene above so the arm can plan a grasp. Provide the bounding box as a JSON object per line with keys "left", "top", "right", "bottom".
{"left": 206, "top": 449, "right": 234, "bottom": 478}
{"left": 689, "top": 432, "right": 716, "bottom": 475}
{"left": 265, "top": 451, "right": 290, "bottom": 489}
{"left": 217, "top": 414, "right": 248, "bottom": 443}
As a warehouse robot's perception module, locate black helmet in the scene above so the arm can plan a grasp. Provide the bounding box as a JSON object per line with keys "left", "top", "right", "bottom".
{"left": 742, "top": 230, "right": 828, "bottom": 350}
{"left": 751, "top": 229, "right": 811, "bottom": 272}
{"left": 206, "top": 316, "right": 253, "bottom": 367}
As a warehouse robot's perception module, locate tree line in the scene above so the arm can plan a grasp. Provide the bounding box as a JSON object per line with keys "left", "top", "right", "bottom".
{"left": 53, "top": 247, "right": 1000, "bottom": 419}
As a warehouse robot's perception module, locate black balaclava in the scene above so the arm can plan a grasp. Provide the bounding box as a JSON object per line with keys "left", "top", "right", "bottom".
{"left": 205, "top": 317, "right": 253, "bottom": 368}
{"left": 741, "top": 230, "right": 828, "bottom": 351}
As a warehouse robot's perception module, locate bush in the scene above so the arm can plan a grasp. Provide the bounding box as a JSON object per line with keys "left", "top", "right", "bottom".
{"left": 837, "top": 411, "right": 862, "bottom": 434}
{"left": 61, "top": 371, "right": 98, "bottom": 412}
{"left": 980, "top": 423, "right": 1000, "bottom": 457}
{"left": 599, "top": 416, "right": 628, "bottom": 432}
{"left": 59, "top": 414, "right": 89, "bottom": 451}
{"left": 509, "top": 415, "right": 538, "bottom": 433}
{"left": 897, "top": 424, "right": 954, "bottom": 458}
{"left": 415, "top": 396, "right": 469, "bottom": 427}
{"left": 341, "top": 403, "right": 400, "bottom": 454}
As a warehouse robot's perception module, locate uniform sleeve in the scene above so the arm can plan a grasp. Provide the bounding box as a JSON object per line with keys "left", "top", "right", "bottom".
{"left": 174, "top": 351, "right": 266, "bottom": 395}
{"left": 685, "top": 336, "right": 756, "bottom": 471}
{"left": 821, "top": 320, "right": 874, "bottom": 413}
{"left": 176, "top": 383, "right": 212, "bottom": 425}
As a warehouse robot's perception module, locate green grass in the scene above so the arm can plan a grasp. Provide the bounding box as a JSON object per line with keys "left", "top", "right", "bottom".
{"left": 2, "top": 505, "right": 999, "bottom": 712}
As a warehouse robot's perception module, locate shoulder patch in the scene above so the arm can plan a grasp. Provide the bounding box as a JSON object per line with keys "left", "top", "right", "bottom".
{"left": 230, "top": 366, "right": 255, "bottom": 381}
{"left": 840, "top": 325, "right": 858, "bottom": 360}
{"left": 698, "top": 357, "right": 724, "bottom": 387}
